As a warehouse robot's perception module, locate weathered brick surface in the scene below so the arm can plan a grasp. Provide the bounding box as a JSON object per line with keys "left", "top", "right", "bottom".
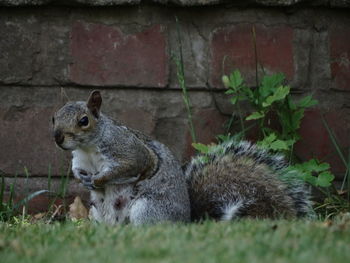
{"left": 0, "top": 11, "right": 70, "bottom": 85}
{"left": 70, "top": 21, "right": 168, "bottom": 87}
{"left": 1, "top": 0, "right": 350, "bottom": 7}
{"left": 185, "top": 108, "right": 227, "bottom": 158}
{"left": 168, "top": 21, "right": 209, "bottom": 89}
{"left": 330, "top": 25, "right": 350, "bottom": 91}
{"left": 295, "top": 109, "right": 350, "bottom": 178}
{"left": 210, "top": 24, "right": 294, "bottom": 88}
{"left": 0, "top": 15, "right": 41, "bottom": 84}
{"left": 0, "top": 104, "right": 70, "bottom": 177}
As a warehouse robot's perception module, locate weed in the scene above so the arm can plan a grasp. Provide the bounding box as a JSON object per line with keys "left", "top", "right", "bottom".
{"left": 0, "top": 158, "right": 71, "bottom": 222}
{"left": 0, "top": 171, "right": 48, "bottom": 222}
{"left": 223, "top": 70, "right": 317, "bottom": 155}
{"left": 173, "top": 16, "right": 197, "bottom": 144}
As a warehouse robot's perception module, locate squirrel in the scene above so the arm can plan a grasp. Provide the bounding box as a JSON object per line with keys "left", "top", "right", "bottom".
{"left": 52, "top": 90, "right": 313, "bottom": 224}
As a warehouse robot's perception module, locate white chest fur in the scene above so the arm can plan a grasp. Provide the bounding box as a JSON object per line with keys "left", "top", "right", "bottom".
{"left": 72, "top": 146, "right": 113, "bottom": 175}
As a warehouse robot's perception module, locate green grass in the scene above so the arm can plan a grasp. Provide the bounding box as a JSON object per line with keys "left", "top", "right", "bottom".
{"left": 0, "top": 220, "right": 349, "bottom": 263}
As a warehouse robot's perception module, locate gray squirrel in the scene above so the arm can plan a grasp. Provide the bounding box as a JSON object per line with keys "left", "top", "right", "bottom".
{"left": 52, "top": 90, "right": 313, "bottom": 224}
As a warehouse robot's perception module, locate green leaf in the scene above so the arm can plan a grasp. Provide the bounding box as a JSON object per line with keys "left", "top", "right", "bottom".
{"left": 315, "top": 162, "right": 331, "bottom": 172}
{"left": 225, "top": 89, "right": 235, "bottom": 95}
{"left": 257, "top": 133, "right": 290, "bottom": 151}
{"left": 257, "top": 133, "right": 276, "bottom": 149}
{"left": 230, "top": 96, "right": 238, "bottom": 105}
{"left": 217, "top": 134, "right": 231, "bottom": 142}
{"left": 316, "top": 171, "right": 335, "bottom": 187}
{"left": 300, "top": 159, "right": 319, "bottom": 172}
{"left": 301, "top": 159, "right": 330, "bottom": 173}
{"left": 262, "top": 85, "right": 290, "bottom": 107}
{"left": 297, "top": 95, "right": 318, "bottom": 108}
{"left": 270, "top": 140, "right": 289, "bottom": 151}
{"left": 243, "top": 87, "right": 254, "bottom": 100}
{"left": 246, "top": 111, "right": 265, "bottom": 120}
{"left": 287, "top": 96, "right": 297, "bottom": 111}
{"left": 264, "top": 133, "right": 277, "bottom": 143}
{"left": 192, "top": 143, "right": 210, "bottom": 154}
{"left": 229, "top": 70, "right": 243, "bottom": 90}
{"left": 303, "top": 173, "right": 317, "bottom": 186}
{"left": 290, "top": 109, "right": 305, "bottom": 130}
{"left": 260, "top": 73, "right": 285, "bottom": 98}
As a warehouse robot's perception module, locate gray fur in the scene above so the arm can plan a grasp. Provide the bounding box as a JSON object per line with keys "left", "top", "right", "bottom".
{"left": 53, "top": 92, "right": 190, "bottom": 225}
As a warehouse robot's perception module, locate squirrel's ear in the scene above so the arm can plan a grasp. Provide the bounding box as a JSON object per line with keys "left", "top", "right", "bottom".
{"left": 87, "top": 90, "right": 102, "bottom": 118}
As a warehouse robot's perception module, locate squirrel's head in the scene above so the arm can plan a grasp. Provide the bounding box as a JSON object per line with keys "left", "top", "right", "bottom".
{"left": 52, "top": 90, "right": 102, "bottom": 150}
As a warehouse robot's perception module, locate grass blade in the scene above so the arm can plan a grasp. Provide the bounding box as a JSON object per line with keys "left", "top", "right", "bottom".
{"left": 12, "top": 190, "right": 49, "bottom": 211}
{"left": 321, "top": 115, "right": 348, "bottom": 169}
{"left": 174, "top": 16, "right": 197, "bottom": 144}
{"left": 0, "top": 175, "right": 4, "bottom": 212}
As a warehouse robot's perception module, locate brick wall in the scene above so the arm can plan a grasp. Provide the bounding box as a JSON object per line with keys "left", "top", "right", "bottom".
{"left": 0, "top": 0, "right": 349, "bottom": 212}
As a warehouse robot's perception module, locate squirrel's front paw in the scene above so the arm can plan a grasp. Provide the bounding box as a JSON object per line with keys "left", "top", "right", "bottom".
{"left": 81, "top": 177, "right": 96, "bottom": 190}
{"left": 74, "top": 169, "right": 96, "bottom": 190}
{"left": 91, "top": 174, "right": 107, "bottom": 188}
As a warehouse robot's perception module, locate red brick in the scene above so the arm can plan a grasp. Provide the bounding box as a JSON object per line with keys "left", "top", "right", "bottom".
{"left": 69, "top": 21, "right": 168, "bottom": 87}
{"left": 330, "top": 26, "right": 350, "bottom": 91}
{"left": 294, "top": 109, "right": 350, "bottom": 177}
{"left": 3, "top": 194, "right": 80, "bottom": 215}
{"left": 2, "top": 177, "right": 90, "bottom": 214}
{"left": 184, "top": 109, "right": 227, "bottom": 159}
{"left": 0, "top": 106, "right": 70, "bottom": 176}
{"left": 210, "top": 24, "right": 294, "bottom": 88}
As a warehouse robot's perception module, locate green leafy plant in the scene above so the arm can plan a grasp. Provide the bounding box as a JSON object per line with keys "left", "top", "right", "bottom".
{"left": 289, "top": 159, "right": 335, "bottom": 188}
{"left": 223, "top": 70, "right": 317, "bottom": 155}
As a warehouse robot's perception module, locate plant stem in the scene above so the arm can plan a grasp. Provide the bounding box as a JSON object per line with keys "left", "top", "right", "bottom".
{"left": 321, "top": 115, "right": 348, "bottom": 168}
{"left": 252, "top": 25, "right": 259, "bottom": 87}
{"left": 175, "top": 16, "right": 197, "bottom": 143}
{"left": 236, "top": 101, "right": 245, "bottom": 138}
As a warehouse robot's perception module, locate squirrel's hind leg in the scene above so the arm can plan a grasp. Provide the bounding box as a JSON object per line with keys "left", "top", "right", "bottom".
{"left": 129, "top": 198, "right": 190, "bottom": 225}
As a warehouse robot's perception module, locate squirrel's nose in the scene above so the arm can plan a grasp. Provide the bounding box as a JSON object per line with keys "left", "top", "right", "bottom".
{"left": 54, "top": 130, "right": 64, "bottom": 145}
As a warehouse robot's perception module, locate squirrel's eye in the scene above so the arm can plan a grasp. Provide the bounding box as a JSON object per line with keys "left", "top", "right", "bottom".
{"left": 52, "top": 117, "right": 55, "bottom": 125}
{"left": 78, "top": 116, "right": 89, "bottom": 127}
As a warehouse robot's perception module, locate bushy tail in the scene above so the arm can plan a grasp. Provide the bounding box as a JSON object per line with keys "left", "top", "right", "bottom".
{"left": 185, "top": 139, "right": 314, "bottom": 220}
{"left": 278, "top": 169, "right": 314, "bottom": 218}
{"left": 185, "top": 140, "right": 287, "bottom": 177}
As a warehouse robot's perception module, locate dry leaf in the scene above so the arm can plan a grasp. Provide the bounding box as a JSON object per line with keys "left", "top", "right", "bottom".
{"left": 322, "top": 220, "right": 333, "bottom": 227}
{"left": 33, "top": 212, "right": 46, "bottom": 220}
{"left": 337, "top": 189, "right": 348, "bottom": 196}
{"left": 69, "top": 196, "right": 88, "bottom": 220}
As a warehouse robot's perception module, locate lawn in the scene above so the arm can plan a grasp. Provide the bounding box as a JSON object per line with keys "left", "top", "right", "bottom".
{"left": 0, "top": 219, "right": 349, "bottom": 263}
